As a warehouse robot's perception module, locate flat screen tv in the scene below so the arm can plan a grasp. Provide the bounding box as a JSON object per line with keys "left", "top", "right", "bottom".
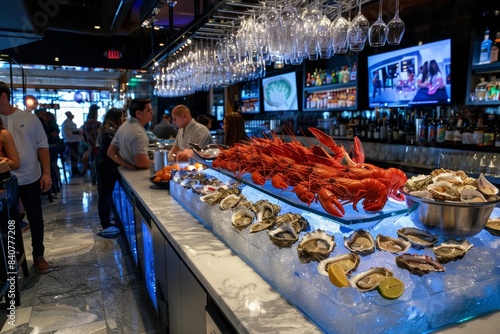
{"left": 367, "top": 39, "right": 451, "bottom": 108}
{"left": 262, "top": 71, "right": 299, "bottom": 112}
{"left": 240, "top": 79, "right": 260, "bottom": 114}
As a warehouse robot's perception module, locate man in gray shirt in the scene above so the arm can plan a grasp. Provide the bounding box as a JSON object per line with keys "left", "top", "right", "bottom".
{"left": 153, "top": 113, "right": 178, "bottom": 139}
{"left": 168, "top": 104, "right": 213, "bottom": 162}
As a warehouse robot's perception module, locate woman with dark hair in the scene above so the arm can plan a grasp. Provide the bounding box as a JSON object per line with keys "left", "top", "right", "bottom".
{"left": 95, "top": 108, "right": 126, "bottom": 238}
{"left": 428, "top": 59, "right": 445, "bottom": 95}
{"left": 417, "top": 61, "right": 429, "bottom": 88}
{"left": 223, "top": 112, "right": 247, "bottom": 147}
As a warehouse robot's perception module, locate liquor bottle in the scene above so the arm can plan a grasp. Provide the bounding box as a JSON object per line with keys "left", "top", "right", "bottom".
{"left": 473, "top": 116, "right": 485, "bottom": 146}
{"left": 436, "top": 119, "right": 446, "bottom": 144}
{"left": 479, "top": 29, "right": 493, "bottom": 64}
{"left": 483, "top": 114, "right": 495, "bottom": 146}
{"left": 444, "top": 119, "right": 455, "bottom": 145}
{"left": 453, "top": 114, "right": 464, "bottom": 145}
{"left": 306, "top": 73, "right": 312, "bottom": 87}
{"left": 462, "top": 119, "right": 474, "bottom": 145}
{"left": 311, "top": 69, "right": 317, "bottom": 86}
{"left": 316, "top": 69, "right": 323, "bottom": 86}
{"left": 331, "top": 69, "right": 337, "bottom": 84}
{"left": 350, "top": 62, "right": 357, "bottom": 81}
{"left": 386, "top": 121, "right": 393, "bottom": 142}
{"left": 490, "top": 32, "right": 500, "bottom": 62}
{"left": 475, "top": 78, "right": 488, "bottom": 101}
{"left": 427, "top": 118, "right": 436, "bottom": 143}
{"left": 495, "top": 124, "right": 500, "bottom": 147}
{"left": 486, "top": 76, "right": 497, "bottom": 101}
{"left": 418, "top": 116, "right": 427, "bottom": 143}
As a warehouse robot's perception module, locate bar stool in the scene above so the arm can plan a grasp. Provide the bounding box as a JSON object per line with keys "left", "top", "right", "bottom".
{"left": 0, "top": 176, "right": 29, "bottom": 306}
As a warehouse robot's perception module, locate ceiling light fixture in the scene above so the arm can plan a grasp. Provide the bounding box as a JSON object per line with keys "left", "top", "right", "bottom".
{"left": 94, "top": 25, "right": 101, "bottom": 30}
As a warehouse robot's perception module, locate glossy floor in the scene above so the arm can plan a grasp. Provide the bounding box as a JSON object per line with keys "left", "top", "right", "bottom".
{"left": 0, "top": 173, "right": 160, "bottom": 334}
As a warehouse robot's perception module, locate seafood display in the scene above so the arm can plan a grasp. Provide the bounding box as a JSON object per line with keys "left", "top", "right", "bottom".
{"left": 168, "top": 163, "right": 500, "bottom": 333}
{"left": 403, "top": 169, "right": 500, "bottom": 202}
{"left": 211, "top": 128, "right": 407, "bottom": 217}
{"left": 485, "top": 218, "right": 500, "bottom": 236}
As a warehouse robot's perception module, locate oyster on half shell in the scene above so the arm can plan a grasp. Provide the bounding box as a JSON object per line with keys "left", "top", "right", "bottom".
{"left": 375, "top": 234, "right": 412, "bottom": 254}
{"left": 485, "top": 218, "right": 500, "bottom": 236}
{"left": 477, "top": 173, "right": 499, "bottom": 196}
{"left": 317, "top": 253, "right": 360, "bottom": 277}
{"left": 219, "top": 194, "right": 246, "bottom": 210}
{"left": 251, "top": 200, "right": 281, "bottom": 221}
{"left": 432, "top": 239, "right": 473, "bottom": 264}
{"left": 297, "top": 229, "right": 336, "bottom": 264}
{"left": 349, "top": 267, "right": 393, "bottom": 292}
{"left": 427, "top": 180, "right": 460, "bottom": 201}
{"left": 344, "top": 230, "right": 375, "bottom": 256}
{"left": 397, "top": 227, "right": 438, "bottom": 249}
{"left": 395, "top": 253, "right": 445, "bottom": 276}
{"left": 231, "top": 206, "right": 255, "bottom": 231}
{"left": 267, "top": 222, "right": 298, "bottom": 248}
{"left": 249, "top": 217, "right": 276, "bottom": 233}
{"left": 460, "top": 188, "right": 486, "bottom": 203}
{"left": 275, "top": 213, "right": 310, "bottom": 233}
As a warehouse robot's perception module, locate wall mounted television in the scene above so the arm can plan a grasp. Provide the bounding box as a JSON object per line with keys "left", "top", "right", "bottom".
{"left": 240, "top": 79, "right": 260, "bottom": 114}
{"left": 367, "top": 39, "right": 451, "bottom": 108}
{"left": 262, "top": 71, "right": 299, "bottom": 112}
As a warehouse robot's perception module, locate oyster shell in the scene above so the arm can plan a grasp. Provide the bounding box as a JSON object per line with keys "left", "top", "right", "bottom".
{"left": 275, "top": 213, "right": 310, "bottom": 233}
{"left": 349, "top": 267, "right": 393, "bottom": 292}
{"left": 404, "top": 174, "right": 432, "bottom": 192}
{"left": 460, "top": 188, "right": 486, "bottom": 203}
{"left": 432, "top": 239, "right": 473, "bottom": 264}
{"left": 180, "top": 177, "right": 200, "bottom": 188}
{"left": 251, "top": 200, "right": 281, "bottom": 221}
{"left": 375, "top": 234, "right": 412, "bottom": 254}
{"left": 317, "top": 253, "right": 360, "bottom": 277}
{"left": 397, "top": 227, "right": 438, "bottom": 249}
{"left": 485, "top": 218, "right": 500, "bottom": 236}
{"left": 408, "top": 189, "right": 433, "bottom": 199}
{"left": 344, "top": 230, "right": 375, "bottom": 256}
{"left": 219, "top": 194, "right": 246, "bottom": 210}
{"left": 432, "top": 172, "right": 464, "bottom": 185}
{"left": 231, "top": 206, "right": 255, "bottom": 231}
{"left": 297, "top": 229, "right": 336, "bottom": 264}
{"left": 199, "top": 187, "right": 240, "bottom": 205}
{"left": 395, "top": 253, "right": 445, "bottom": 276}
{"left": 477, "top": 173, "right": 499, "bottom": 196}
{"left": 427, "top": 181, "right": 460, "bottom": 201}
{"left": 267, "top": 222, "right": 298, "bottom": 248}
{"left": 249, "top": 217, "right": 276, "bottom": 233}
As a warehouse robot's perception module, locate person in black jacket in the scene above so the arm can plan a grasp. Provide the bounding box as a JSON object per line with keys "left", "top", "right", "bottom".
{"left": 95, "top": 108, "right": 125, "bottom": 238}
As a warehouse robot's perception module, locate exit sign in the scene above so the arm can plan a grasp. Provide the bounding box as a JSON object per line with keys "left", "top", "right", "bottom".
{"left": 104, "top": 50, "right": 122, "bottom": 59}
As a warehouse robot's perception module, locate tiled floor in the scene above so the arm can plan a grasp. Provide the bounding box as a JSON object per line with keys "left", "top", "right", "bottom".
{"left": 0, "top": 171, "right": 160, "bottom": 333}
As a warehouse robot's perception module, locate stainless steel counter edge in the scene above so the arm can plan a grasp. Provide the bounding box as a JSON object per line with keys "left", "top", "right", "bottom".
{"left": 118, "top": 168, "right": 323, "bottom": 334}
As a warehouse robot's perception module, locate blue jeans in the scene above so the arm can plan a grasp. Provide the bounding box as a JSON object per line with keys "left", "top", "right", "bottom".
{"left": 18, "top": 180, "right": 45, "bottom": 258}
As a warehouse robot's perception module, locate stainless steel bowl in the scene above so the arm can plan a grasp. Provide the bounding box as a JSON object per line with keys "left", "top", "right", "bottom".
{"left": 403, "top": 191, "right": 500, "bottom": 237}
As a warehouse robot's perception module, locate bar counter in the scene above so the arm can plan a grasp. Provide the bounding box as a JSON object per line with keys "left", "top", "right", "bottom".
{"left": 117, "top": 167, "right": 500, "bottom": 334}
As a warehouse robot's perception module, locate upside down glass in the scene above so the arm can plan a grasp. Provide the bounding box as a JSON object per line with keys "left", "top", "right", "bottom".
{"left": 368, "top": 0, "right": 387, "bottom": 47}
{"left": 386, "top": 0, "right": 405, "bottom": 45}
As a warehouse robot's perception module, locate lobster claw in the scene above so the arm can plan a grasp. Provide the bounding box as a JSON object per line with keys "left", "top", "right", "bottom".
{"left": 316, "top": 188, "right": 345, "bottom": 217}
{"left": 352, "top": 136, "right": 365, "bottom": 164}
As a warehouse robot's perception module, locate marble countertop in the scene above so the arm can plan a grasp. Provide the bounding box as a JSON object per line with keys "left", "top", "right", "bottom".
{"left": 118, "top": 168, "right": 500, "bottom": 334}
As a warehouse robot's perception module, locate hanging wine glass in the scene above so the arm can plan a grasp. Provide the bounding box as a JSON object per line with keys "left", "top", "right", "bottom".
{"left": 368, "top": 0, "right": 387, "bottom": 47}
{"left": 348, "top": 0, "right": 369, "bottom": 52}
{"left": 386, "top": 0, "right": 405, "bottom": 45}
{"left": 331, "top": 4, "right": 349, "bottom": 55}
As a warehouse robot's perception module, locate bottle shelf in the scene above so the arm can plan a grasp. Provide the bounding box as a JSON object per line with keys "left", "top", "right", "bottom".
{"left": 304, "top": 82, "right": 356, "bottom": 92}
{"left": 471, "top": 62, "right": 500, "bottom": 73}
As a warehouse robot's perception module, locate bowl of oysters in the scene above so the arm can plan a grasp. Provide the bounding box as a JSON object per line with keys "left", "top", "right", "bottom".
{"left": 402, "top": 169, "right": 500, "bottom": 237}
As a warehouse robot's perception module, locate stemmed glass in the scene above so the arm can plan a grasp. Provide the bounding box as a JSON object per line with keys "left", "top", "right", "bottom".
{"left": 386, "top": 0, "right": 405, "bottom": 45}
{"left": 368, "top": 0, "right": 387, "bottom": 47}
{"left": 348, "top": 0, "right": 369, "bottom": 52}
{"left": 331, "top": 3, "right": 349, "bottom": 54}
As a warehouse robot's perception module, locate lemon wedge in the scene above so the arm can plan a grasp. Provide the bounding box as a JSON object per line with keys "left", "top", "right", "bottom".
{"left": 377, "top": 277, "right": 405, "bottom": 300}
{"left": 328, "top": 263, "right": 350, "bottom": 288}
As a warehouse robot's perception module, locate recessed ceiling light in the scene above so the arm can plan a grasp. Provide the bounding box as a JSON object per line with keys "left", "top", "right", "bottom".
{"left": 94, "top": 25, "right": 101, "bottom": 30}
{"left": 54, "top": 56, "right": 59, "bottom": 62}
{"left": 159, "top": 43, "right": 164, "bottom": 47}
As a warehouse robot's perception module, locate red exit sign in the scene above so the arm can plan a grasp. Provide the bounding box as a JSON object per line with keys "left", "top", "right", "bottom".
{"left": 104, "top": 50, "right": 122, "bottom": 59}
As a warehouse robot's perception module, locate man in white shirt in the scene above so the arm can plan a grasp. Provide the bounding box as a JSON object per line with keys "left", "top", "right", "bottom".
{"left": 0, "top": 81, "right": 54, "bottom": 274}
{"left": 61, "top": 111, "right": 81, "bottom": 176}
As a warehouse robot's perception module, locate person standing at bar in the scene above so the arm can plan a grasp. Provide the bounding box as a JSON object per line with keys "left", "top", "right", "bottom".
{"left": 96, "top": 108, "right": 125, "bottom": 238}
{"left": 61, "top": 111, "right": 81, "bottom": 176}
{"left": 223, "top": 111, "right": 247, "bottom": 147}
{"left": 107, "top": 98, "right": 153, "bottom": 169}
{"left": 0, "top": 81, "right": 54, "bottom": 274}
{"left": 168, "top": 104, "right": 213, "bottom": 162}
